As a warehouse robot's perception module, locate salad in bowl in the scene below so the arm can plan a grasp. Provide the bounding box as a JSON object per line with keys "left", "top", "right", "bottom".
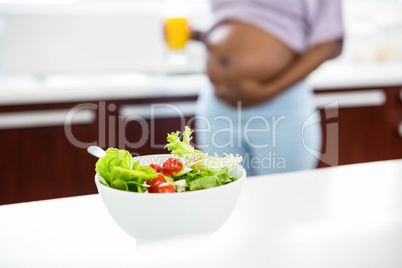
{"left": 94, "top": 127, "right": 246, "bottom": 241}
{"left": 95, "top": 126, "right": 243, "bottom": 194}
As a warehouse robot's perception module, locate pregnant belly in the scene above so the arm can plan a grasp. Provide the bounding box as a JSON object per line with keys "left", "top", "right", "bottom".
{"left": 205, "top": 21, "right": 297, "bottom": 84}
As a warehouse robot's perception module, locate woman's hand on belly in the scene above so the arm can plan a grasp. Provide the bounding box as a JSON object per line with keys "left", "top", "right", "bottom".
{"left": 213, "top": 79, "right": 279, "bottom": 107}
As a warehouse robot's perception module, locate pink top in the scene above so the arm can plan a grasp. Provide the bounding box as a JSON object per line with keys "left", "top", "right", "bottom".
{"left": 210, "top": 0, "right": 344, "bottom": 54}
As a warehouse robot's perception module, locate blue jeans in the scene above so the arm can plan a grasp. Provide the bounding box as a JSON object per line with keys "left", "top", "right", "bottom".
{"left": 195, "top": 80, "right": 322, "bottom": 176}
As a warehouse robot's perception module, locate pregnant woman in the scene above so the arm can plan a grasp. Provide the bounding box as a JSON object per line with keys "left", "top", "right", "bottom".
{"left": 194, "top": 0, "right": 344, "bottom": 176}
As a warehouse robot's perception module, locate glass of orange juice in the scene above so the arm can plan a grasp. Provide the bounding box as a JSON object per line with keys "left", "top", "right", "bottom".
{"left": 165, "top": 17, "right": 189, "bottom": 50}
{"left": 163, "top": 0, "right": 190, "bottom": 65}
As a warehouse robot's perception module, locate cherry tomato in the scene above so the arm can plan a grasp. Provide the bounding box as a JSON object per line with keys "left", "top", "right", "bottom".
{"left": 162, "top": 158, "right": 183, "bottom": 176}
{"left": 153, "top": 182, "right": 175, "bottom": 193}
{"left": 149, "top": 163, "right": 162, "bottom": 173}
{"left": 147, "top": 174, "right": 166, "bottom": 193}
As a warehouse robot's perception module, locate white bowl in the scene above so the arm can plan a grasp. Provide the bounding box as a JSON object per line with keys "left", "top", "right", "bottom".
{"left": 95, "top": 154, "right": 246, "bottom": 241}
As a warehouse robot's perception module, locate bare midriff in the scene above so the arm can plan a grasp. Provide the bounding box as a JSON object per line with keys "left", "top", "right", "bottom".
{"left": 205, "top": 20, "right": 298, "bottom": 84}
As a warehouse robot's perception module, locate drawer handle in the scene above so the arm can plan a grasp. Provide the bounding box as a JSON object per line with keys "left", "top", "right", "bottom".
{"left": 0, "top": 109, "right": 95, "bottom": 129}
{"left": 120, "top": 101, "right": 197, "bottom": 119}
{"left": 400, "top": 89, "right": 402, "bottom": 104}
{"left": 399, "top": 123, "right": 402, "bottom": 138}
{"left": 314, "top": 90, "right": 386, "bottom": 109}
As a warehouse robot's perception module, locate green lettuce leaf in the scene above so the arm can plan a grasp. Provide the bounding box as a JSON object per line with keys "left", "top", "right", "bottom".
{"left": 110, "top": 166, "right": 157, "bottom": 181}
{"left": 95, "top": 148, "right": 157, "bottom": 192}
{"left": 165, "top": 126, "right": 203, "bottom": 160}
{"left": 165, "top": 126, "right": 241, "bottom": 191}
{"left": 187, "top": 167, "right": 237, "bottom": 191}
{"left": 110, "top": 166, "right": 156, "bottom": 193}
{"left": 165, "top": 126, "right": 242, "bottom": 171}
{"left": 95, "top": 148, "right": 132, "bottom": 185}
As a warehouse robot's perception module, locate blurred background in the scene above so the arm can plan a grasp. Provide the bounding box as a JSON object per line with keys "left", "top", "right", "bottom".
{"left": 0, "top": 0, "right": 402, "bottom": 75}
{"left": 0, "top": 0, "right": 401, "bottom": 205}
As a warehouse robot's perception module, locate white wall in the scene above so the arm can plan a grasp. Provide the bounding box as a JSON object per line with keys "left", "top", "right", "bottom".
{"left": 342, "top": 0, "right": 402, "bottom": 63}
{"left": 1, "top": 0, "right": 402, "bottom": 75}
{"left": 0, "top": 1, "right": 211, "bottom": 75}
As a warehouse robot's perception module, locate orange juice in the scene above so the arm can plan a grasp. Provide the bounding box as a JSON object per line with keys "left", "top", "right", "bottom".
{"left": 164, "top": 17, "right": 189, "bottom": 50}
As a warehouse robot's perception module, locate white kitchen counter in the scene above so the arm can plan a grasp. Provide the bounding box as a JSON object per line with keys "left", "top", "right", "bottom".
{"left": 309, "top": 61, "right": 402, "bottom": 90}
{"left": 0, "top": 61, "right": 402, "bottom": 106}
{"left": 1, "top": 159, "right": 401, "bottom": 268}
{"left": 0, "top": 73, "right": 209, "bottom": 106}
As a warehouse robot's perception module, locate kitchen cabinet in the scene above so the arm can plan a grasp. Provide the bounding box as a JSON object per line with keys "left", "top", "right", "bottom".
{"left": 0, "top": 102, "right": 98, "bottom": 205}
{"left": 112, "top": 97, "right": 197, "bottom": 156}
{"left": 0, "top": 96, "right": 197, "bottom": 205}
{"left": 1, "top": 84, "right": 401, "bottom": 205}
{"left": 315, "top": 86, "right": 402, "bottom": 167}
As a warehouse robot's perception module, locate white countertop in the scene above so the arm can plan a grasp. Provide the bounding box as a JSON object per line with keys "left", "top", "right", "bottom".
{"left": 1, "top": 61, "right": 402, "bottom": 106}
{"left": 0, "top": 73, "right": 209, "bottom": 106}
{"left": 1, "top": 159, "right": 401, "bottom": 268}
